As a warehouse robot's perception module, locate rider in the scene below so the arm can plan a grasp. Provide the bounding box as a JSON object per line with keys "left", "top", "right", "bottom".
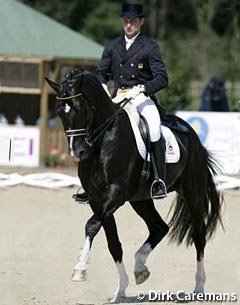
{"left": 74, "top": 3, "right": 168, "bottom": 202}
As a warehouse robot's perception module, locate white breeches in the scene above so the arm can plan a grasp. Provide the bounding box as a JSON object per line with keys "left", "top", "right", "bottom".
{"left": 114, "top": 92, "right": 161, "bottom": 142}
{"left": 134, "top": 94, "right": 161, "bottom": 142}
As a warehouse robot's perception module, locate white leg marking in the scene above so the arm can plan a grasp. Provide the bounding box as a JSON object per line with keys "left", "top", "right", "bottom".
{"left": 69, "top": 136, "right": 74, "bottom": 156}
{"left": 112, "top": 261, "right": 129, "bottom": 302}
{"left": 72, "top": 236, "right": 91, "bottom": 282}
{"left": 134, "top": 243, "right": 152, "bottom": 284}
{"left": 134, "top": 243, "right": 152, "bottom": 273}
{"left": 194, "top": 258, "right": 206, "bottom": 293}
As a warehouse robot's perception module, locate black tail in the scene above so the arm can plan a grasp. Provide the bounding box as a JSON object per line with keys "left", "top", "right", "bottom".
{"left": 168, "top": 118, "right": 224, "bottom": 246}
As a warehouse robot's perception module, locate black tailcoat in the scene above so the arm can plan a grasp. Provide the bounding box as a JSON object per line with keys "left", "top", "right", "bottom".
{"left": 96, "top": 33, "right": 168, "bottom": 97}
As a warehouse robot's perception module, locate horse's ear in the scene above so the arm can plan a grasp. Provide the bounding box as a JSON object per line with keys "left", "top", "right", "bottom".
{"left": 45, "top": 78, "right": 61, "bottom": 94}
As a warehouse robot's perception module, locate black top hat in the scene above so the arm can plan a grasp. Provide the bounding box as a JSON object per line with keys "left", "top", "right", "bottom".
{"left": 120, "top": 3, "right": 146, "bottom": 18}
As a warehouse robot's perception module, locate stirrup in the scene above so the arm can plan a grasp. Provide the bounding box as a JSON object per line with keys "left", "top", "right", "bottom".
{"left": 72, "top": 192, "right": 89, "bottom": 204}
{"left": 150, "top": 178, "right": 167, "bottom": 199}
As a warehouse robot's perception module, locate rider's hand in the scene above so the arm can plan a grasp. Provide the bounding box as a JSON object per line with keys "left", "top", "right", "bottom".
{"left": 125, "top": 85, "right": 145, "bottom": 100}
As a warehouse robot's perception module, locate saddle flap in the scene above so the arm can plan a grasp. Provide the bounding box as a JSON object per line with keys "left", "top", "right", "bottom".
{"left": 124, "top": 109, "right": 180, "bottom": 163}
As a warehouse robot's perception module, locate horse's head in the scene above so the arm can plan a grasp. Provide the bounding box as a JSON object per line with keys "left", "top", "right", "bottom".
{"left": 46, "top": 68, "right": 118, "bottom": 157}
{"left": 45, "top": 69, "right": 91, "bottom": 157}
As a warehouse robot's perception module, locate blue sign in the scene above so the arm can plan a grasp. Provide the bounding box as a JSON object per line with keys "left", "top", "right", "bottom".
{"left": 186, "top": 116, "right": 209, "bottom": 143}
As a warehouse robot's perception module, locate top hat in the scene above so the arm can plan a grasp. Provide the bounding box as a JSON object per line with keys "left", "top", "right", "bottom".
{"left": 120, "top": 3, "right": 146, "bottom": 18}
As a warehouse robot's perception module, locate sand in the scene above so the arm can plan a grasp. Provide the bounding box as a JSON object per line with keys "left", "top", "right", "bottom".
{"left": 0, "top": 168, "right": 239, "bottom": 305}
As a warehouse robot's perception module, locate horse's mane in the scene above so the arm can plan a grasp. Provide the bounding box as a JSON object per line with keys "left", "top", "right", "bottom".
{"left": 65, "top": 68, "right": 89, "bottom": 80}
{"left": 64, "top": 68, "right": 109, "bottom": 98}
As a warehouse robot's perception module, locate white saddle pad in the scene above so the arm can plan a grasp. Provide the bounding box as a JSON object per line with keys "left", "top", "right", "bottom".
{"left": 126, "top": 111, "right": 180, "bottom": 163}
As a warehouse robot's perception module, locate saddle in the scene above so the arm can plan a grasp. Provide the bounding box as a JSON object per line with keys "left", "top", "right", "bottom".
{"left": 155, "top": 102, "right": 189, "bottom": 134}
{"left": 138, "top": 106, "right": 188, "bottom": 181}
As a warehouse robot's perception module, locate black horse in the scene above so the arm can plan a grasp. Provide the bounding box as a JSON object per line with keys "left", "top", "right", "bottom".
{"left": 46, "top": 69, "right": 223, "bottom": 302}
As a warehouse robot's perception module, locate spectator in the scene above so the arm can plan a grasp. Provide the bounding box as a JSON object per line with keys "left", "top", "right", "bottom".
{"left": 200, "top": 76, "right": 230, "bottom": 112}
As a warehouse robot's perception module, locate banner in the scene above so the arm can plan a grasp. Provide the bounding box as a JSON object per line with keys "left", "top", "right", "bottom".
{"left": 0, "top": 136, "right": 11, "bottom": 163}
{"left": 176, "top": 111, "right": 240, "bottom": 174}
{"left": 0, "top": 126, "right": 40, "bottom": 167}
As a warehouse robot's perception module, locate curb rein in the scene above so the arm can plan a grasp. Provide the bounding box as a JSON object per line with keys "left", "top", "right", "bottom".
{"left": 56, "top": 93, "right": 131, "bottom": 147}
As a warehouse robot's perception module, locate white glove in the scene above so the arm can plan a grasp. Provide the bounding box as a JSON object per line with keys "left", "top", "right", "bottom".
{"left": 125, "top": 85, "right": 145, "bottom": 100}
{"left": 112, "top": 95, "right": 125, "bottom": 104}
{"left": 102, "top": 83, "right": 111, "bottom": 97}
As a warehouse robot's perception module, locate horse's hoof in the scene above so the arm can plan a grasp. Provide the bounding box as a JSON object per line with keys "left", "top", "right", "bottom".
{"left": 109, "top": 295, "right": 126, "bottom": 303}
{"left": 71, "top": 269, "right": 87, "bottom": 282}
{"left": 134, "top": 268, "right": 150, "bottom": 285}
{"left": 193, "top": 282, "right": 205, "bottom": 294}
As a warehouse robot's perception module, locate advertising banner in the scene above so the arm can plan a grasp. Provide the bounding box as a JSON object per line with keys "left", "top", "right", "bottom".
{"left": 0, "top": 126, "right": 40, "bottom": 167}
{"left": 176, "top": 111, "right": 240, "bottom": 174}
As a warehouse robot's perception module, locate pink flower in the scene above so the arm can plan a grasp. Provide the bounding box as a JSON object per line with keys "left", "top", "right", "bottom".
{"left": 49, "top": 146, "right": 60, "bottom": 155}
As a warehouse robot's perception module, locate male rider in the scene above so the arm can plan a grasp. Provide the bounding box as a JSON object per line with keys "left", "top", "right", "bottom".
{"left": 74, "top": 3, "right": 168, "bottom": 202}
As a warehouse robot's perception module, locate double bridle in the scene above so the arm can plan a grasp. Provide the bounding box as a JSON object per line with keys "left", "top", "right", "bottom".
{"left": 56, "top": 91, "right": 130, "bottom": 147}
{"left": 57, "top": 92, "right": 87, "bottom": 145}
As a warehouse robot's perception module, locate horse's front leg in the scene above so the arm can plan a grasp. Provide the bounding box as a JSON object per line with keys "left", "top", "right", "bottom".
{"left": 130, "top": 200, "right": 169, "bottom": 285}
{"left": 72, "top": 214, "right": 101, "bottom": 281}
{"left": 103, "top": 215, "right": 129, "bottom": 302}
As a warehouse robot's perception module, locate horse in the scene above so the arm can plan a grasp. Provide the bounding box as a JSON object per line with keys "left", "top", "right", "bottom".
{"left": 45, "top": 69, "right": 223, "bottom": 302}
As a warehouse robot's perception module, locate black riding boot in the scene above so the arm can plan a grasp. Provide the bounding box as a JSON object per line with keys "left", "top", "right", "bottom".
{"left": 72, "top": 192, "right": 89, "bottom": 204}
{"left": 150, "top": 137, "right": 167, "bottom": 199}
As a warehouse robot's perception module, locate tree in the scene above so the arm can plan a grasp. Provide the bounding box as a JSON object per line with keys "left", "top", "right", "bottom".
{"left": 20, "top": 0, "right": 101, "bottom": 30}
{"left": 157, "top": 39, "right": 192, "bottom": 113}
{"left": 81, "top": 1, "right": 122, "bottom": 44}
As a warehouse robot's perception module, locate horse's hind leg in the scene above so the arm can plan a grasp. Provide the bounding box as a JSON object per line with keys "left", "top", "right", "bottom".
{"left": 72, "top": 214, "right": 101, "bottom": 281}
{"left": 191, "top": 207, "right": 206, "bottom": 293}
{"left": 173, "top": 194, "right": 207, "bottom": 293}
{"left": 130, "top": 199, "right": 169, "bottom": 285}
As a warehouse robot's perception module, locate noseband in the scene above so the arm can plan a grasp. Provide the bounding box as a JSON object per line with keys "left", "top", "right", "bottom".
{"left": 66, "top": 129, "right": 86, "bottom": 137}
{"left": 57, "top": 84, "right": 129, "bottom": 148}
{"left": 57, "top": 92, "right": 87, "bottom": 138}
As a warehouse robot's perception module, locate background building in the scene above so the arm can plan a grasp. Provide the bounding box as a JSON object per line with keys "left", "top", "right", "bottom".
{"left": 0, "top": 0, "right": 103, "bottom": 161}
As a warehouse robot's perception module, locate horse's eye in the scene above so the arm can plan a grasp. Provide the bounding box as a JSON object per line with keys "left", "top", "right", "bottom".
{"left": 65, "top": 104, "right": 71, "bottom": 113}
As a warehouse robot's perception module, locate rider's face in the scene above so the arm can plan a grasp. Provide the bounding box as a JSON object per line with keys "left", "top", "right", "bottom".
{"left": 121, "top": 17, "right": 144, "bottom": 39}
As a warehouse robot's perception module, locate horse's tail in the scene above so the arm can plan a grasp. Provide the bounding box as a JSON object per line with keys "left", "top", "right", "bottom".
{"left": 168, "top": 119, "right": 224, "bottom": 246}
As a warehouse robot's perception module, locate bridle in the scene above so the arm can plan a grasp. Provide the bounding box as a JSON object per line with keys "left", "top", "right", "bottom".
{"left": 57, "top": 92, "right": 87, "bottom": 155}
{"left": 56, "top": 85, "right": 131, "bottom": 148}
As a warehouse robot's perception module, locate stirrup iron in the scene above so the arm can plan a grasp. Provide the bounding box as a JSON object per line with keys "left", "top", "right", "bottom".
{"left": 150, "top": 178, "right": 167, "bottom": 199}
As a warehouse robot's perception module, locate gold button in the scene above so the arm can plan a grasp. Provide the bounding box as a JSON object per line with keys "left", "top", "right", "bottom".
{"left": 132, "top": 75, "right": 135, "bottom": 78}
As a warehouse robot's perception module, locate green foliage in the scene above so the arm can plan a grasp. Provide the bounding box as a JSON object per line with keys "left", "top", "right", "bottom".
{"left": 20, "top": 0, "right": 102, "bottom": 30}
{"left": 159, "top": 69, "right": 191, "bottom": 114}
{"left": 81, "top": 1, "right": 122, "bottom": 44}
{"left": 157, "top": 38, "right": 192, "bottom": 113}
{"left": 157, "top": 72, "right": 191, "bottom": 114}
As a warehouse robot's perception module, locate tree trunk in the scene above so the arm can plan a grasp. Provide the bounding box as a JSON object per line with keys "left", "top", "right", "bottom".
{"left": 149, "top": 0, "right": 158, "bottom": 38}
{"left": 157, "top": 0, "right": 168, "bottom": 40}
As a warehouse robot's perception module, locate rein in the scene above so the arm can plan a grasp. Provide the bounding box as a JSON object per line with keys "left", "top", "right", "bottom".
{"left": 85, "top": 97, "right": 131, "bottom": 147}
{"left": 56, "top": 93, "right": 82, "bottom": 100}
{"left": 58, "top": 89, "right": 131, "bottom": 147}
